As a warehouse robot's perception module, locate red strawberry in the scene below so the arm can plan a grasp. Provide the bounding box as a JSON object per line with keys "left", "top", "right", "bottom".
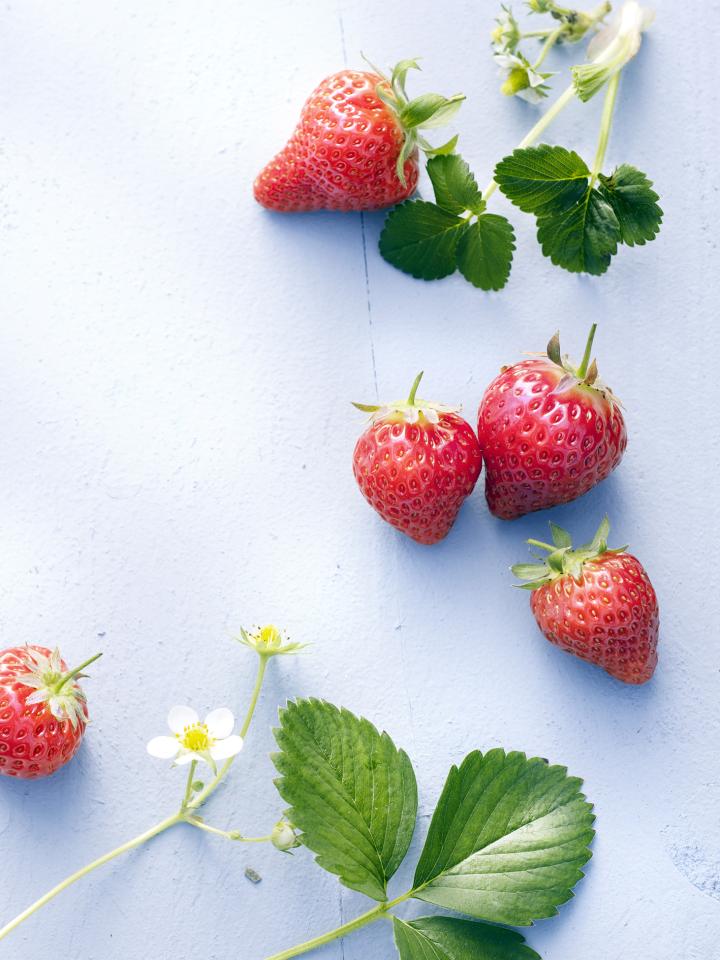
{"left": 352, "top": 372, "right": 482, "bottom": 545}
{"left": 477, "top": 324, "right": 627, "bottom": 519}
{"left": 512, "top": 518, "right": 659, "bottom": 684}
{"left": 0, "top": 646, "right": 101, "bottom": 779}
{"left": 254, "top": 59, "right": 463, "bottom": 212}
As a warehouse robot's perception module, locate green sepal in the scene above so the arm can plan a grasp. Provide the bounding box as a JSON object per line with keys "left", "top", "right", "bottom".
{"left": 391, "top": 58, "right": 421, "bottom": 100}
{"left": 399, "top": 93, "right": 465, "bottom": 130}
{"left": 420, "top": 133, "right": 459, "bottom": 157}
{"left": 512, "top": 517, "right": 625, "bottom": 589}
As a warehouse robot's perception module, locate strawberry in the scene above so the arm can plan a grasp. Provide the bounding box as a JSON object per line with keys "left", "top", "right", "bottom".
{"left": 352, "top": 372, "right": 482, "bottom": 545}
{"left": 477, "top": 324, "right": 627, "bottom": 519}
{"left": 0, "top": 646, "right": 101, "bottom": 779}
{"left": 512, "top": 518, "right": 659, "bottom": 684}
{"left": 254, "top": 59, "right": 464, "bottom": 212}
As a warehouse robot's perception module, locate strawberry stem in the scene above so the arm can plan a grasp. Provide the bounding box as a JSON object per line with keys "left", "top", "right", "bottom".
{"left": 527, "top": 538, "right": 555, "bottom": 552}
{"left": 407, "top": 371, "right": 424, "bottom": 405}
{"left": 576, "top": 323, "right": 598, "bottom": 380}
{"left": 56, "top": 652, "right": 103, "bottom": 693}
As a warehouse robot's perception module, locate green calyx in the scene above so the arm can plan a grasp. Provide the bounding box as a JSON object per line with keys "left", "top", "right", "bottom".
{"left": 362, "top": 56, "right": 465, "bottom": 186}
{"left": 511, "top": 516, "right": 627, "bottom": 589}
{"left": 546, "top": 322, "right": 599, "bottom": 385}
{"left": 18, "top": 648, "right": 103, "bottom": 728}
{"left": 352, "top": 372, "right": 459, "bottom": 425}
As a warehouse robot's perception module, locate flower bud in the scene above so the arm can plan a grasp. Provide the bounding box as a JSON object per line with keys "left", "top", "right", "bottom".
{"left": 271, "top": 821, "right": 300, "bottom": 852}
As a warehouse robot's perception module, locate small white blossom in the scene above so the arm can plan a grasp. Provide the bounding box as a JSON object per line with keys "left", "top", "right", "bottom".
{"left": 147, "top": 706, "right": 243, "bottom": 767}
{"left": 495, "top": 52, "right": 554, "bottom": 103}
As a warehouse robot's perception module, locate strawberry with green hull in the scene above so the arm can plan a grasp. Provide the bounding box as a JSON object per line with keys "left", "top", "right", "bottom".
{"left": 477, "top": 324, "right": 626, "bottom": 519}
{"left": 353, "top": 373, "right": 482, "bottom": 545}
{"left": 254, "top": 59, "right": 464, "bottom": 213}
{"left": 513, "top": 518, "right": 658, "bottom": 684}
{"left": 0, "top": 646, "right": 101, "bottom": 778}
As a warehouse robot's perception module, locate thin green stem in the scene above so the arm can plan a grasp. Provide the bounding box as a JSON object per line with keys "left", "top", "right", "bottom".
{"left": 576, "top": 323, "right": 598, "bottom": 379}
{"left": 185, "top": 817, "right": 271, "bottom": 843}
{"left": 483, "top": 81, "right": 577, "bottom": 200}
{"left": 407, "top": 371, "right": 424, "bottom": 406}
{"left": 0, "top": 813, "right": 181, "bottom": 942}
{"left": 527, "top": 539, "right": 556, "bottom": 552}
{"left": 590, "top": 70, "right": 620, "bottom": 185}
{"left": 57, "top": 652, "right": 103, "bottom": 692}
{"left": 264, "top": 892, "right": 413, "bottom": 960}
{"left": 532, "top": 26, "right": 563, "bottom": 70}
{"left": 181, "top": 759, "right": 198, "bottom": 810}
{"left": 0, "top": 650, "right": 272, "bottom": 942}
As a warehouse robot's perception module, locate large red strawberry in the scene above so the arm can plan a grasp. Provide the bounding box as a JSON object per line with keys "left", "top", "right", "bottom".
{"left": 512, "top": 518, "right": 659, "bottom": 684}
{"left": 254, "top": 59, "right": 463, "bottom": 212}
{"left": 477, "top": 324, "right": 627, "bottom": 519}
{"left": 352, "top": 372, "right": 482, "bottom": 544}
{"left": 0, "top": 646, "right": 101, "bottom": 779}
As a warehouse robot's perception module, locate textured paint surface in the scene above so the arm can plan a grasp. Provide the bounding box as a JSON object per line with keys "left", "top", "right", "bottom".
{"left": 1, "top": 1, "right": 719, "bottom": 958}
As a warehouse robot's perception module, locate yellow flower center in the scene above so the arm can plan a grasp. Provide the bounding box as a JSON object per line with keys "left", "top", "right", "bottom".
{"left": 179, "top": 723, "right": 212, "bottom": 752}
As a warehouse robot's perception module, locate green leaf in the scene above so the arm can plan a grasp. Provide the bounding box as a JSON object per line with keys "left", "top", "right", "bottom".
{"left": 427, "top": 155, "right": 484, "bottom": 216}
{"left": 393, "top": 917, "right": 541, "bottom": 960}
{"left": 400, "top": 93, "right": 465, "bottom": 130}
{"left": 456, "top": 215, "right": 515, "bottom": 291}
{"left": 412, "top": 749, "right": 594, "bottom": 925}
{"left": 536, "top": 189, "right": 620, "bottom": 275}
{"left": 494, "top": 145, "right": 590, "bottom": 217}
{"left": 379, "top": 200, "right": 467, "bottom": 280}
{"left": 598, "top": 164, "right": 663, "bottom": 247}
{"left": 273, "top": 699, "right": 417, "bottom": 901}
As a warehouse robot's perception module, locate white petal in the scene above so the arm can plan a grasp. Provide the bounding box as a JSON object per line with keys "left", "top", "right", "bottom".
{"left": 209, "top": 735, "right": 244, "bottom": 760}
{"left": 167, "top": 705, "right": 198, "bottom": 734}
{"left": 204, "top": 707, "right": 234, "bottom": 740}
{"left": 147, "top": 736, "right": 180, "bottom": 760}
{"left": 175, "top": 751, "right": 196, "bottom": 765}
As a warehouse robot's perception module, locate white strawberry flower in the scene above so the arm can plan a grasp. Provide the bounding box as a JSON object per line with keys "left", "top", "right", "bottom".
{"left": 147, "top": 706, "right": 243, "bottom": 768}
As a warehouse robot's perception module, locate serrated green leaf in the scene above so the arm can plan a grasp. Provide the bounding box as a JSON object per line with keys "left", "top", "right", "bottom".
{"left": 379, "top": 200, "right": 467, "bottom": 280}
{"left": 598, "top": 164, "right": 663, "bottom": 247}
{"left": 393, "top": 917, "right": 541, "bottom": 960}
{"left": 456, "top": 215, "right": 515, "bottom": 291}
{"left": 273, "top": 699, "right": 417, "bottom": 902}
{"left": 494, "top": 145, "right": 590, "bottom": 217}
{"left": 412, "top": 749, "right": 594, "bottom": 925}
{"left": 427, "top": 155, "right": 484, "bottom": 216}
{"left": 549, "top": 522, "right": 572, "bottom": 548}
{"left": 536, "top": 188, "right": 620, "bottom": 275}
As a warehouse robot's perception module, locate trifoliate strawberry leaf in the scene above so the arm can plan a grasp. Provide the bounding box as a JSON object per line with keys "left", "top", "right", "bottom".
{"left": 393, "top": 917, "right": 540, "bottom": 960}
{"left": 597, "top": 164, "right": 663, "bottom": 246}
{"left": 457, "top": 215, "right": 515, "bottom": 291}
{"left": 427, "top": 155, "right": 484, "bottom": 216}
{"left": 494, "top": 145, "right": 590, "bottom": 216}
{"left": 379, "top": 200, "right": 468, "bottom": 280}
{"left": 536, "top": 189, "right": 620, "bottom": 275}
{"left": 412, "top": 749, "right": 594, "bottom": 925}
{"left": 273, "top": 699, "right": 417, "bottom": 902}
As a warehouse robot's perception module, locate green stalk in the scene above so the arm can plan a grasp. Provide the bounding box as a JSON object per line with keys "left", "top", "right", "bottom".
{"left": 590, "top": 70, "right": 620, "bottom": 185}
{"left": 532, "top": 26, "right": 563, "bottom": 70}
{"left": 576, "top": 323, "right": 598, "bottom": 379}
{"left": 264, "top": 892, "right": 413, "bottom": 960}
{"left": 0, "top": 813, "right": 181, "bottom": 942}
{"left": 407, "top": 371, "right": 424, "bottom": 406}
{"left": 483, "top": 81, "right": 577, "bottom": 200}
{"left": 56, "top": 652, "right": 103, "bottom": 692}
{"left": 186, "top": 818, "right": 271, "bottom": 843}
{"left": 0, "top": 652, "right": 271, "bottom": 943}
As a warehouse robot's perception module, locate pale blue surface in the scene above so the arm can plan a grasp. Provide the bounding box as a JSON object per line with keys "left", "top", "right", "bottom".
{"left": 1, "top": 1, "right": 719, "bottom": 957}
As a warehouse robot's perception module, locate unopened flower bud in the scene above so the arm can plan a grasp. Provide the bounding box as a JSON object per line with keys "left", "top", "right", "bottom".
{"left": 271, "top": 821, "right": 300, "bottom": 852}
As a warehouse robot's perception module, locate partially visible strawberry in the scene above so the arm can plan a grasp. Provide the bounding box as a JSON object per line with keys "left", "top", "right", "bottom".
{"left": 352, "top": 372, "right": 482, "bottom": 545}
{"left": 254, "top": 58, "right": 463, "bottom": 212}
{"left": 0, "top": 646, "right": 101, "bottom": 779}
{"left": 477, "top": 324, "right": 627, "bottom": 519}
{"left": 512, "top": 518, "right": 659, "bottom": 684}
